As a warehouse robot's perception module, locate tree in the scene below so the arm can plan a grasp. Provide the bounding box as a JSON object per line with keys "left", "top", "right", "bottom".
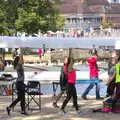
{"left": 0, "top": 7, "right": 6, "bottom": 34}
{"left": 101, "top": 15, "right": 114, "bottom": 29}
{"left": 15, "top": 0, "right": 65, "bottom": 34}
{"left": 0, "top": 0, "right": 65, "bottom": 35}
{"left": 0, "top": 0, "right": 8, "bottom": 35}
{"left": 101, "top": 20, "right": 114, "bottom": 29}
{"left": 3, "top": 0, "right": 20, "bottom": 35}
{"left": 15, "top": 8, "right": 46, "bottom": 34}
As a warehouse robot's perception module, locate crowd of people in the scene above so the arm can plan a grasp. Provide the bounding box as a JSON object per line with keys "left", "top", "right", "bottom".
{"left": 53, "top": 50, "right": 120, "bottom": 114}
{"left": 5, "top": 49, "right": 120, "bottom": 116}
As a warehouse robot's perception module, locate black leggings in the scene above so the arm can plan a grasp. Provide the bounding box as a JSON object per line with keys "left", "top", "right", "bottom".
{"left": 9, "top": 82, "right": 25, "bottom": 112}
{"left": 61, "top": 84, "right": 78, "bottom": 111}
{"left": 112, "top": 83, "right": 120, "bottom": 110}
{"left": 107, "top": 81, "right": 115, "bottom": 97}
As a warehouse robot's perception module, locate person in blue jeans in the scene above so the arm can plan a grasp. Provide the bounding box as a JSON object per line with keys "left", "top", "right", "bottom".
{"left": 82, "top": 51, "right": 102, "bottom": 100}
{"left": 82, "top": 76, "right": 100, "bottom": 100}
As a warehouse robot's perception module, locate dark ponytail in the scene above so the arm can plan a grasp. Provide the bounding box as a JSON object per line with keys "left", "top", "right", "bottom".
{"left": 13, "top": 56, "right": 20, "bottom": 69}
{"left": 66, "top": 57, "right": 74, "bottom": 72}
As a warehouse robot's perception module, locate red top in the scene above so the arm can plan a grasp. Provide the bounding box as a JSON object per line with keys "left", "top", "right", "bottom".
{"left": 67, "top": 69, "right": 76, "bottom": 84}
{"left": 87, "top": 56, "right": 98, "bottom": 77}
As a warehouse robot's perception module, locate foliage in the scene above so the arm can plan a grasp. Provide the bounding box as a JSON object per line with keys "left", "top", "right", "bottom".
{"left": 0, "top": 0, "right": 65, "bottom": 35}
{"left": 101, "top": 20, "right": 114, "bottom": 29}
{"left": 0, "top": 0, "right": 7, "bottom": 35}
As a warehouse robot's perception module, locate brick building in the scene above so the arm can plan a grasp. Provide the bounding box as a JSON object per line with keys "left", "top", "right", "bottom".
{"left": 105, "top": 3, "right": 120, "bottom": 28}
{"left": 56, "top": 0, "right": 120, "bottom": 30}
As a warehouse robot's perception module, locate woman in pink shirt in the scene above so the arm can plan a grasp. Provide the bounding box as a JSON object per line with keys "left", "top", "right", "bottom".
{"left": 82, "top": 51, "right": 102, "bottom": 100}
{"left": 60, "top": 57, "right": 80, "bottom": 114}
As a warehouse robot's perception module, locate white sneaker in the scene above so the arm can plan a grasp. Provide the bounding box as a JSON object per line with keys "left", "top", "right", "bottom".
{"left": 76, "top": 111, "right": 81, "bottom": 115}
{"left": 59, "top": 109, "right": 67, "bottom": 115}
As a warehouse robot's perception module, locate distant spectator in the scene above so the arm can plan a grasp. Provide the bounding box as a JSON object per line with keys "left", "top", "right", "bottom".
{"left": 0, "top": 57, "right": 4, "bottom": 71}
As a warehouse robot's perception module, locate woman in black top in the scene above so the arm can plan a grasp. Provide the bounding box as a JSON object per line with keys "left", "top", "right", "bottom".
{"left": 6, "top": 55, "right": 27, "bottom": 115}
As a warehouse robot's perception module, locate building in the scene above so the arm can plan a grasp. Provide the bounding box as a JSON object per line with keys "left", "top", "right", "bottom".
{"left": 57, "top": 0, "right": 120, "bottom": 30}
{"left": 57, "top": 0, "right": 109, "bottom": 31}
{"left": 105, "top": 3, "right": 120, "bottom": 29}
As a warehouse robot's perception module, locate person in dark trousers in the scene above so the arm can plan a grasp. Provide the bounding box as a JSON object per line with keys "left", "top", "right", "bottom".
{"left": 60, "top": 57, "right": 80, "bottom": 115}
{"left": 82, "top": 51, "right": 102, "bottom": 100}
{"left": 53, "top": 56, "right": 68, "bottom": 108}
{"left": 6, "top": 54, "right": 27, "bottom": 115}
{"left": 106, "top": 57, "right": 116, "bottom": 97}
{"left": 110, "top": 56, "right": 120, "bottom": 112}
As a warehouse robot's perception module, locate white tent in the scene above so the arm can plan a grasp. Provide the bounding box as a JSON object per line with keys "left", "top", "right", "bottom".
{"left": 0, "top": 36, "right": 120, "bottom": 49}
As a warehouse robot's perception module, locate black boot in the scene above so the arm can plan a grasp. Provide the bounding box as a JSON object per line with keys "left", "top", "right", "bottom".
{"left": 6, "top": 107, "right": 11, "bottom": 115}
{"left": 21, "top": 111, "right": 28, "bottom": 115}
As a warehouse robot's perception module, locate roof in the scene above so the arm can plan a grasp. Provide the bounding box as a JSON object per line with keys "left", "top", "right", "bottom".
{"left": 57, "top": 0, "right": 109, "bottom": 14}
{"left": 109, "top": 17, "right": 120, "bottom": 23}
{"left": 57, "top": 4, "right": 78, "bottom": 14}
{"left": 81, "top": 4, "right": 96, "bottom": 14}
{"left": 106, "top": 3, "right": 120, "bottom": 14}
{"left": 59, "top": 0, "right": 109, "bottom": 5}
{"left": 57, "top": 0, "right": 97, "bottom": 14}
{"left": 58, "top": 0, "right": 81, "bottom": 4}
{"left": 87, "top": 0, "right": 109, "bottom": 5}
{"left": 57, "top": 4, "right": 97, "bottom": 14}
{"left": 89, "top": 5, "right": 105, "bottom": 14}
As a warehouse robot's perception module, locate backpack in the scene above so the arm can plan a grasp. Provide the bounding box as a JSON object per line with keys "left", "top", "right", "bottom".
{"left": 60, "top": 66, "right": 68, "bottom": 90}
